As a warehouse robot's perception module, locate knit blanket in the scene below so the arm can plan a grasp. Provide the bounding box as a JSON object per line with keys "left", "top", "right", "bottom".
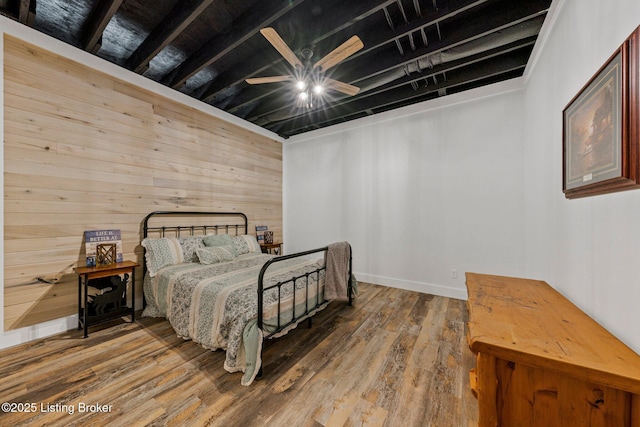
{"left": 324, "top": 241, "right": 351, "bottom": 301}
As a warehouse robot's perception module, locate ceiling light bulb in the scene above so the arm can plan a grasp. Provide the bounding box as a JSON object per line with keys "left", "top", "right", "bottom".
{"left": 296, "top": 80, "right": 307, "bottom": 91}
{"left": 299, "top": 91, "right": 308, "bottom": 100}
{"left": 313, "top": 85, "right": 323, "bottom": 94}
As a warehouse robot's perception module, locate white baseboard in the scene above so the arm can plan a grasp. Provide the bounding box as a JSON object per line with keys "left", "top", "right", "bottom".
{"left": 0, "top": 315, "right": 78, "bottom": 350}
{"left": 354, "top": 272, "right": 468, "bottom": 301}
{"left": 0, "top": 296, "right": 145, "bottom": 351}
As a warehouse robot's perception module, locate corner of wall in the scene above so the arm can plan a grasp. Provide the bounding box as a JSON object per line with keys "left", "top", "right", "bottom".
{"left": 1, "top": 30, "right": 5, "bottom": 338}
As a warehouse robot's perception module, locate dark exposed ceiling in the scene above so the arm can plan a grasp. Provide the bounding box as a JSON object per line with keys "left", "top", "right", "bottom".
{"left": 1, "top": 0, "right": 553, "bottom": 138}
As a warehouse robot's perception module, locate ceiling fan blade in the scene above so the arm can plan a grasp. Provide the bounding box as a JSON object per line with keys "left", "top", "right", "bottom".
{"left": 260, "top": 27, "right": 303, "bottom": 69}
{"left": 325, "top": 78, "right": 360, "bottom": 96}
{"left": 313, "top": 35, "right": 364, "bottom": 72}
{"left": 246, "top": 75, "right": 293, "bottom": 85}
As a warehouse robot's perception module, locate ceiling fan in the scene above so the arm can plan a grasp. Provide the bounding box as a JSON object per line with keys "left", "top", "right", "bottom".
{"left": 246, "top": 27, "right": 364, "bottom": 104}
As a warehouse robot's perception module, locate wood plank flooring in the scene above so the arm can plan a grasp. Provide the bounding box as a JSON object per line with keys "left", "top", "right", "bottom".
{"left": 0, "top": 283, "right": 478, "bottom": 426}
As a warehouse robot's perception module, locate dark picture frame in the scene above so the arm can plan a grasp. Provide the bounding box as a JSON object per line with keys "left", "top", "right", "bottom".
{"left": 563, "top": 26, "right": 640, "bottom": 199}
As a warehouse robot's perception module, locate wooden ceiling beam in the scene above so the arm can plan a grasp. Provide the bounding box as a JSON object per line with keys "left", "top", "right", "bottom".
{"left": 18, "top": 0, "right": 36, "bottom": 26}
{"left": 354, "top": 37, "right": 537, "bottom": 100}
{"left": 343, "top": 0, "right": 493, "bottom": 65}
{"left": 162, "top": 0, "right": 307, "bottom": 90}
{"left": 339, "top": 2, "right": 549, "bottom": 85}
{"left": 82, "top": 0, "right": 124, "bottom": 53}
{"left": 125, "top": 0, "right": 216, "bottom": 74}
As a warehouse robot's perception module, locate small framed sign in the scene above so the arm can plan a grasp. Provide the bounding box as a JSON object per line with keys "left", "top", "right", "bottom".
{"left": 84, "top": 229, "right": 123, "bottom": 266}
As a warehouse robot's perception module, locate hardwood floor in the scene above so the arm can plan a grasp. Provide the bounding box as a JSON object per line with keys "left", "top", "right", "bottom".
{"left": 0, "top": 283, "right": 478, "bottom": 426}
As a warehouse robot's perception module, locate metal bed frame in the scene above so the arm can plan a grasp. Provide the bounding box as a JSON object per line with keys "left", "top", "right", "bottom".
{"left": 141, "top": 211, "right": 353, "bottom": 374}
{"left": 141, "top": 211, "right": 250, "bottom": 280}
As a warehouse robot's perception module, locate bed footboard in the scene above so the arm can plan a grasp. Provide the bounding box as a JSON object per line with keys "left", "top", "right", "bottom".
{"left": 256, "top": 245, "right": 353, "bottom": 339}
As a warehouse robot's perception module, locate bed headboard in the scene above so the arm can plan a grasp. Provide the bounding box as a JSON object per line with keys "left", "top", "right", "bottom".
{"left": 140, "top": 211, "right": 250, "bottom": 303}
{"left": 142, "top": 211, "right": 249, "bottom": 239}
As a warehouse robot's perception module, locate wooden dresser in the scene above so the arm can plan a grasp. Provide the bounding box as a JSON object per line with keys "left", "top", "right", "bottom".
{"left": 465, "top": 273, "right": 640, "bottom": 427}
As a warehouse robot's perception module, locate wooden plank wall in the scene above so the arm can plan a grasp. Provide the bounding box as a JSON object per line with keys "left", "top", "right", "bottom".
{"left": 3, "top": 35, "right": 283, "bottom": 331}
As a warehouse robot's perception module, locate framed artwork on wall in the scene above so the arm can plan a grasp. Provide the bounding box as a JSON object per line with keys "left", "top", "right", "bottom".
{"left": 562, "top": 25, "right": 640, "bottom": 199}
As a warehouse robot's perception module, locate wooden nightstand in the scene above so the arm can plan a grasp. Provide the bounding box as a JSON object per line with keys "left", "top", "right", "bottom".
{"left": 260, "top": 242, "right": 282, "bottom": 255}
{"left": 74, "top": 261, "right": 139, "bottom": 338}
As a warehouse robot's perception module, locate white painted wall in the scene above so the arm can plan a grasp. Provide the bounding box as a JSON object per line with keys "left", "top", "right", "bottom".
{"left": 285, "top": 82, "right": 526, "bottom": 300}
{"left": 522, "top": 0, "right": 640, "bottom": 353}
{"left": 285, "top": 0, "right": 640, "bottom": 353}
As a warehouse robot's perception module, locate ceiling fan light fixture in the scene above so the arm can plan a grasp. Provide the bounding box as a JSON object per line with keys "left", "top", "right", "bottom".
{"left": 249, "top": 27, "right": 363, "bottom": 110}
